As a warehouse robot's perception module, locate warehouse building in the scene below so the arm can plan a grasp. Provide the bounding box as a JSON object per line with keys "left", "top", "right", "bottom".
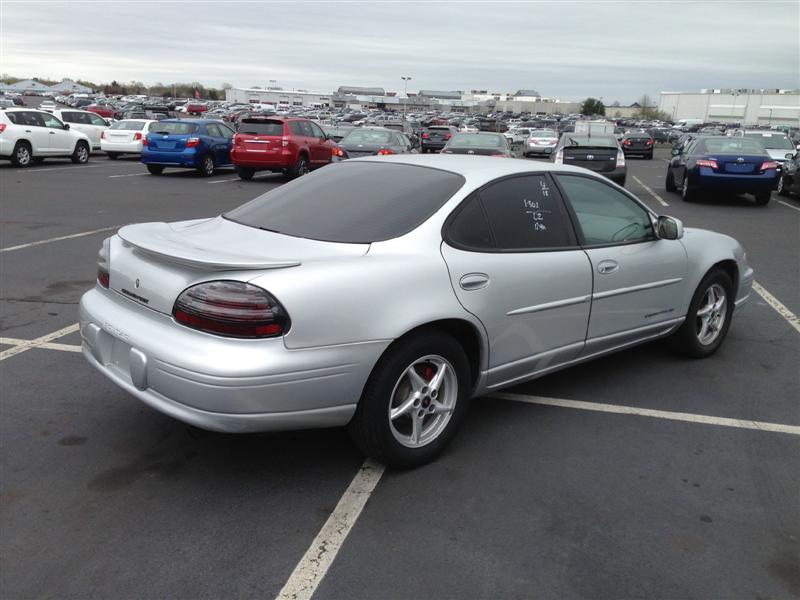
{"left": 659, "top": 89, "right": 800, "bottom": 126}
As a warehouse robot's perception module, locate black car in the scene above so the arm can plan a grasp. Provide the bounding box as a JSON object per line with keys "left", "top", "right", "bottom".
{"left": 333, "top": 127, "right": 416, "bottom": 160}
{"left": 381, "top": 122, "right": 419, "bottom": 147}
{"left": 777, "top": 152, "right": 800, "bottom": 197}
{"left": 552, "top": 133, "right": 626, "bottom": 186}
{"left": 421, "top": 125, "right": 457, "bottom": 153}
{"left": 621, "top": 132, "right": 654, "bottom": 159}
{"left": 441, "top": 132, "right": 513, "bottom": 157}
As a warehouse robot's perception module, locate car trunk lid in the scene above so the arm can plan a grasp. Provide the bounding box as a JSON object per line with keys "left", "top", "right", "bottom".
{"left": 562, "top": 146, "right": 618, "bottom": 172}
{"left": 709, "top": 153, "right": 765, "bottom": 174}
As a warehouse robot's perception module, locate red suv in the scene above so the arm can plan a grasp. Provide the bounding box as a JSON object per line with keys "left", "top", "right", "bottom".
{"left": 231, "top": 117, "right": 335, "bottom": 180}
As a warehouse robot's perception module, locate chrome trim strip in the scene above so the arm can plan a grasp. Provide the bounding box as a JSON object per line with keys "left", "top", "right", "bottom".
{"left": 506, "top": 294, "right": 591, "bottom": 316}
{"left": 593, "top": 277, "right": 683, "bottom": 300}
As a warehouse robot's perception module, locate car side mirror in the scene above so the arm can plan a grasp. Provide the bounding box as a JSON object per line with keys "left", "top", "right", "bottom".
{"left": 671, "top": 147, "right": 681, "bottom": 156}
{"left": 786, "top": 152, "right": 794, "bottom": 160}
{"left": 325, "top": 133, "right": 333, "bottom": 140}
{"left": 657, "top": 215, "right": 683, "bottom": 240}
{"left": 63, "top": 123, "right": 70, "bottom": 130}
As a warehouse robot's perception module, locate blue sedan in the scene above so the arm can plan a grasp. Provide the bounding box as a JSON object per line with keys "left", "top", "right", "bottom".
{"left": 142, "top": 119, "right": 235, "bottom": 176}
{"left": 665, "top": 136, "right": 779, "bottom": 205}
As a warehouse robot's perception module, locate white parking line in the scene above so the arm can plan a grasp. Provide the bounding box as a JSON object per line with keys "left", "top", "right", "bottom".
{"left": 777, "top": 200, "right": 800, "bottom": 213}
{"left": 0, "top": 323, "right": 79, "bottom": 361}
{"left": 0, "top": 226, "right": 119, "bottom": 253}
{"left": 1, "top": 165, "right": 101, "bottom": 174}
{"left": 276, "top": 459, "right": 385, "bottom": 600}
{"left": 0, "top": 338, "right": 81, "bottom": 353}
{"left": 208, "top": 177, "right": 242, "bottom": 184}
{"left": 108, "top": 173, "right": 148, "bottom": 178}
{"left": 490, "top": 392, "right": 800, "bottom": 435}
{"left": 752, "top": 281, "right": 800, "bottom": 334}
{"left": 632, "top": 175, "right": 669, "bottom": 207}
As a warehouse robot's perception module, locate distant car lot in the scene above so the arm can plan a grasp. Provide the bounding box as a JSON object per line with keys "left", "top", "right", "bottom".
{"left": 1, "top": 97, "right": 799, "bottom": 599}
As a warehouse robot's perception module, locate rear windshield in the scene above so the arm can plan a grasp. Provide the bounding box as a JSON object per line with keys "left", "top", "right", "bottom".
{"left": 110, "top": 120, "right": 145, "bottom": 131}
{"left": 239, "top": 120, "right": 284, "bottom": 135}
{"left": 449, "top": 134, "right": 503, "bottom": 147}
{"left": 149, "top": 122, "right": 198, "bottom": 135}
{"left": 531, "top": 130, "right": 556, "bottom": 138}
{"left": 428, "top": 126, "right": 451, "bottom": 131}
{"left": 341, "top": 129, "right": 392, "bottom": 144}
{"left": 743, "top": 133, "right": 793, "bottom": 150}
{"left": 224, "top": 162, "right": 465, "bottom": 243}
{"left": 699, "top": 139, "right": 767, "bottom": 154}
{"left": 562, "top": 135, "right": 617, "bottom": 147}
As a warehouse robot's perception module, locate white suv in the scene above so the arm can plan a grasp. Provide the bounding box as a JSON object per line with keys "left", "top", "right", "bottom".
{"left": 50, "top": 108, "right": 110, "bottom": 151}
{"left": 0, "top": 108, "right": 92, "bottom": 167}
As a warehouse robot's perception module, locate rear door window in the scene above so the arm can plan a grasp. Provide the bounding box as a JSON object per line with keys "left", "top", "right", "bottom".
{"left": 205, "top": 124, "right": 221, "bottom": 137}
{"left": 87, "top": 113, "right": 107, "bottom": 127}
{"left": 288, "top": 122, "right": 305, "bottom": 136}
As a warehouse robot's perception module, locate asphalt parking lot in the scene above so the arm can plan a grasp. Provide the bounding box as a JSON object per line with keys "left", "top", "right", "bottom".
{"left": 1, "top": 147, "right": 798, "bottom": 599}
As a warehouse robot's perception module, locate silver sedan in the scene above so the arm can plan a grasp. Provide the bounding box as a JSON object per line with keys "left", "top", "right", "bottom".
{"left": 80, "top": 155, "right": 753, "bottom": 467}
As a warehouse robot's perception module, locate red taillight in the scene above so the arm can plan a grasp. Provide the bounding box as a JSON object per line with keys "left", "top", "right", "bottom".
{"left": 623, "top": 139, "right": 632, "bottom": 146}
{"left": 645, "top": 139, "right": 653, "bottom": 146}
{"left": 133, "top": 132, "right": 142, "bottom": 141}
{"left": 281, "top": 136, "right": 290, "bottom": 147}
{"left": 616, "top": 150, "right": 626, "bottom": 168}
{"left": 422, "top": 132, "right": 429, "bottom": 139}
{"left": 186, "top": 137, "right": 200, "bottom": 148}
{"left": 173, "top": 281, "right": 290, "bottom": 339}
{"left": 377, "top": 148, "right": 394, "bottom": 155}
{"left": 0, "top": 123, "right": 7, "bottom": 134}
{"left": 759, "top": 161, "right": 778, "bottom": 171}
{"left": 142, "top": 136, "right": 149, "bottom": 146}
{"left": 444, "top": 134, "right": 452, "bottom": 140}
{"left": 332, "top": 147, "right": 345, "bottom": 157}
{"left": 696, "top": 159, "right": 719, "bottom": 169}
{"left": 97, "top": 237, "right": 110, "bottom": 288}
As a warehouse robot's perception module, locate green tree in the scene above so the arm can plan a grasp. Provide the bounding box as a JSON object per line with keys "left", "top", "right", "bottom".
{"left": 581, "top": 97, "right": 605, "bottom": 116}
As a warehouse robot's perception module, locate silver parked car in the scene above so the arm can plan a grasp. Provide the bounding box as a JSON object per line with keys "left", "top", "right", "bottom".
{"left": 80, "top": 156, "right": 753, "bottom": 467}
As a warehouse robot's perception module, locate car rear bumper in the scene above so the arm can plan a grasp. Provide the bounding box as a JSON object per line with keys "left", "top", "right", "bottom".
{"left": 422, "top": 141, "right": 447, "bottom": 150}
{"left": 230, "top": 150, "right": 294, "bottom": 170}
{"left": 141, "top": 148, "right": 199, "bottom": 167}
{"left": 622, "top": 147, "right": 653, "bottom": 155}
{"left": 79, "top": 287, "right": 388, "bottom": 432}
{"left": 101, "top": 140, "right": 143, "bottom": 154}
{"left": 525, "top": 145, "right": 556, "bottom": 155}
{"left": 690, "top": 169, "right": 778, "bottom": 192}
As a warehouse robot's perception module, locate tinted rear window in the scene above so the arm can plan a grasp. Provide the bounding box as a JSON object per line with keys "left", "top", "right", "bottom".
{"left": 449, "top": 134, "right": 503, "bottom": 148}
{"left": 110, "top": 120, "right": 145, "bottom": 131}
{"left": 239, "top": 120, "right": 284, "bottom": 135}
{"left": 342, "top": 129, "right": 392, "bottom": 144}
{"left": 150, "top": 122, "right": 198, "bottom": 135}
{"left": 698, "top": 138, "right": 766, "bottom": 154}
{"left": 224, "top": 162, "right": 465, "bottom": 243}
{"left": 561, "top": 135, "right": 617, "bottom": 147}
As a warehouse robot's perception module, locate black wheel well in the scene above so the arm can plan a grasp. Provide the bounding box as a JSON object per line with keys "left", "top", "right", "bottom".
{"left": 392, "top": 319, "right": 482, "bottom": 389}
{"left": 711, "top": 259, "right": 738, "bottom": 292}
{"left": 15, "top": 139, "right": 32, "bottom": 149}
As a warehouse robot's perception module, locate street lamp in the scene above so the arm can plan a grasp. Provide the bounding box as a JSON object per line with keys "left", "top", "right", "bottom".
{"left": 401, "top": 76, "right": 412, "bottom": 119}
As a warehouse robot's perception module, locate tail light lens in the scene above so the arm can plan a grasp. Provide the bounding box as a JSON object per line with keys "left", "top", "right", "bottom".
{"left": 623, "top": 139, "right": 632, "bottom": 146}
{"left": 376, "top": 148, "right": 394, "bottom": 155}
{"left": 173, "top": 281, "right": 290, "bottom": 339}
{"left": 422, "top": 132, "right": 429, "bottom": 139}
{"left": 645, "top": 139, "right": 653, "bottom": 146}
{"left": 281, "top": 137, "right": 290, "bottom": 147}
{"left": 444, "top": 134, "right": 452, "bottom": 140}
{"left": 332, "top": 147, "right": 345, "bottom": 157}
{"left": 97, "top": 237, "right": 111, "bottom": 288}
{"left": 554, "top": 149, "right": 563, "bottom": 164}
{"left": 133, "top": 132, "right": 142, "bottom": 141}
{"left": 0, "top": 124, "right": 6, "bottom": 134}
{"left": 696, "top": 159, "right": 719, "bottom": 169}
{"left": 186, "top": 137, "right": 200, "bottom": 148}
{"left": 759, "top": 161, "right": 778, "bottom": 171}
{"left": 142, "top": 136, "right": 149, "bottom": 146}
{"left": 616, "top": 151, "right": 626, "bottom": 168}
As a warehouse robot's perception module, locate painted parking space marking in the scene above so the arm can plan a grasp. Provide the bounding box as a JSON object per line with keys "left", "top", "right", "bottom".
{"left": 777, "top": 200, "right": 800, "bottom": 213}
{"left": 0, "top": 323, "right": 79, "bottom": 362}
{"left": 0, "top": 338, "right": 81, "bottom": 353}
{"left": 0, "top": 226, "right": 119, "bottom": 253}
{"left": 109, "top": 173, "right": 148, "bottom": 178}
{"left": 752, "top": 281, "right": 800, "bottom": 334}
{"left": 491, "top": 392, "right": 800, "bottom": 435}
{"left": 1, "top": 165, "right": 101, "bottom": 175}
{"left": 632, "top": 175, "right": 669, "bottom": 207}
{"left": 208, "top": 177, "right": 242, "bottom": 184}
{"left": 276, "top": 459, "right": 385, "bottom": 600}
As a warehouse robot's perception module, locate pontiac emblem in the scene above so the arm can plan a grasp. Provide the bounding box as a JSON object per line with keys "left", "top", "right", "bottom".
{"left": 135, "top": 278, "right": 140, "bottom": 288}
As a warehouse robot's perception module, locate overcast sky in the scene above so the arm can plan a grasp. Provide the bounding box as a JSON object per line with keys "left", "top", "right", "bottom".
{"left": 2, "top": 1, "right": 798, "bottom": 103}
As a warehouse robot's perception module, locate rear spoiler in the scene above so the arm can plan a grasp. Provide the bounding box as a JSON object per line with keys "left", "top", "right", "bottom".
{"left": 118, "top": 223, "right": 301, "bottom": 271}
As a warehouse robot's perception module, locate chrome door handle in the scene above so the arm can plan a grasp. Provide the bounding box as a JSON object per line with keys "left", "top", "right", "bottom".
{"left": 597, "top": 260, "right": 619, "bottom": 274}
{"left": 459, "top": 273, "right": 490, "bottom": 290}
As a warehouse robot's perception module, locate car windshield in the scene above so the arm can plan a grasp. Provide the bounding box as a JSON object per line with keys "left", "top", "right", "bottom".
{"left": 699, "top": 139, "right": 767, "bottom": 154}
{"left": 449, "top": 134, "right": 502, "bottom": 147}
{"left": 224, "top": 162, "right": 465, "bottom": 243}
{"left": 563, "top": 135, "right": 616, "bottom": 146}
{"left": 110, "top": 121, "right": 145, "bottom": 131}
{"left": 239, "top": 120, "right": 284, "bottom": 135}
{"left": 743, "top": 133, "right": 793, "bottom": 150}
{"left": 150, "top": 122, "right": 198, "bottom": 135}
{"left": 342, "top": 129, "right": 392, "bottom": 144}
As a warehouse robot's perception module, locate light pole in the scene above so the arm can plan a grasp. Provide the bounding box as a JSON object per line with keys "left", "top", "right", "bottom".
{"left": 401, "top": 76, "right": 412, "bottom": 119}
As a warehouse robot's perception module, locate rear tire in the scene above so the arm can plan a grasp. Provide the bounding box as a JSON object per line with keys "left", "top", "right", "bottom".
{"left": 146, "top": 164, "right": 164, "bottom": 175}
{"left": 287, "top": 154, "right": 308, "bottom": 179}
{"left": 107, "top": 152, "right": 119, "bottom": 160}
{"left": 71, "top": 141, "right": 90, "bottom": 164}
{"left": 647, "top": 153, "right": 654, "bottom": 160}
{"left": 754, "top": 191, "right": 771, "bottom": 206}
{"left": 236, "top": 166, "right": 255, "bottom": 181}
{"left": 669, "top": 269, "right": 733, "bottom": 358}
{"left": 665, "top": 169, "right": 677, "bottom": 192}
{"left": 348, "top": 331, "right": 471, "bottom": 468}
{"left": 11, "top": 141, "right": 33, "bottom": 167}
{"left": 197, "top": 154, "right": 215, "bottom": 177}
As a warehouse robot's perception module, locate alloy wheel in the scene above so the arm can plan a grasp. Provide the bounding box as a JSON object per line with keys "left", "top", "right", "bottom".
{"left": 17, "top": 145, "right": 31, "bottom": 166}
{"left": 387, "top": 355, "right": 458, "bottom": 448}
{"left": 77, "top": 145, "right": 88, "bottom": 163}
{"left": 695, "top": 283, "right": 727, "bottom": 346}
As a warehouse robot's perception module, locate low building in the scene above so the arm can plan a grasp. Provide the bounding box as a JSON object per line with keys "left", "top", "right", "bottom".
{"left": 49, "top": 79, "right": 93, "bottom": 94}
{"left": 225, "top": 87, "right": 332, "bottom": 108}
{"left": 337, "top": 86, "right": 385, "bottom": 96}
{"left": 1, "top": 79, "right": 53, "bottom": 94}
{"left": 659, "top": 89, "right": 800, "bottom": 126}
{"left": 418, "top": 90, "right": 462, "bottom": 100}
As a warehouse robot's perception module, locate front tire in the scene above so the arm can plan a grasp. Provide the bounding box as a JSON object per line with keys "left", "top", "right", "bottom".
{"left": 669, "top": 269, "right": 734, "bottom": 358}
{"left": 146, "top": 164, "right": 164, "bottom": 175}
{"left": 348, "top": 331, "right": 471, "bottom": 468}
{"left": 197, "top": 154, "right": 215, "bottom": 177}
{"left": 11, "top": 141, "right": 33, "bottom": 167}
{"left": 236, "top": 166, "right": 255, "bottom": 181}
{"left": 71, "top": 141, "right": 90, "bottom": 164}
{"left": 665, "top": 168, "right": 677, "bottom": 192}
